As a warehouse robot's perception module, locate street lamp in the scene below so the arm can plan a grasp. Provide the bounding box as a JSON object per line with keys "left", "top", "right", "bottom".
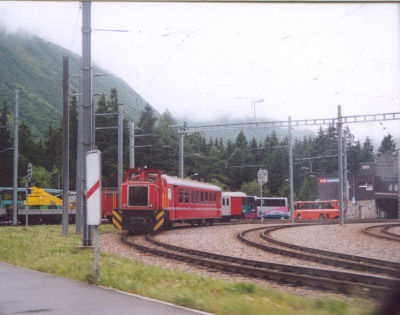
{"left": 252, "top": 99, "right": 264, "bottom": 122}
{"left": 235, "top": 97, "right": 264, "bottom": 123}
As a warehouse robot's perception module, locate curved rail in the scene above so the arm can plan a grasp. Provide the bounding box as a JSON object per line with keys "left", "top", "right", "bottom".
{"left": 363, "top": 223, "right": 400, "bottom": 243}
{"left": 121, "top": 232, "right": 399, "bottom": 297}
{"left": 238, "top": 225, "right": 400, "bottom": 277}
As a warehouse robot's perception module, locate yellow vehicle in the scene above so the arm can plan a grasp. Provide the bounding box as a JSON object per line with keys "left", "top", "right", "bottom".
{"left": 24, "top": 186, "right": 63, "bottom": 209}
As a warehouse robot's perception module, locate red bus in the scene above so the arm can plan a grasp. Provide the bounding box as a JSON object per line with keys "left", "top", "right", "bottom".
{"left": 294, "top": 200, "right": 340, "bottom": 220}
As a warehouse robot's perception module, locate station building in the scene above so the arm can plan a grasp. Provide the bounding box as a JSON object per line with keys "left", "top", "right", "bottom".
{"left": 317, "top": 154, "right": 399, "bottom": 219}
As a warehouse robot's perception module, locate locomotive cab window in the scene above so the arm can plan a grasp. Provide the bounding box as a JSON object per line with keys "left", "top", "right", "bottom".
{"left": 145, "top": 173, "right": 159, "bottom": 183}
{"left": 128, "top": 186, "right": 148, "bottom": 207}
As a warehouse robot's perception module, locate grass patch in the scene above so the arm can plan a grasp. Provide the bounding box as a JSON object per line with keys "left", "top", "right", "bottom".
{"left": 0, "top": 224, "right": 373, "bottom": 315}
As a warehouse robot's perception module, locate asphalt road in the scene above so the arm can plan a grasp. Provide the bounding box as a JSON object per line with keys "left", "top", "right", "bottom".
{"left": 0, "top": 263, "right": 211, "bottom": 315}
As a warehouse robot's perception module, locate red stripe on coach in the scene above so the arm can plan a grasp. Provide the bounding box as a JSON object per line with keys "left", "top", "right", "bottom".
{"left": 87, "top": 180, "right": 100, "bottom": 200}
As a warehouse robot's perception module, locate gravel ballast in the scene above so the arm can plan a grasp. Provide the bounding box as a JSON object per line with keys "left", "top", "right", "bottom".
{"left": 99, "top": 222, "right": 396, "bottom": 302}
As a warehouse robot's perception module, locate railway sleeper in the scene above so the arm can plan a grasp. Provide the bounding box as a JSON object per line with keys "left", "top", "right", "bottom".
{"left": 238, "top": 229, "right": 400, "bottom": 278}
{"left": 141, "top": 233, "right": 400, "bottom": 293}
{"left": 125, "top": 239, "right": 392, "bottom": 298}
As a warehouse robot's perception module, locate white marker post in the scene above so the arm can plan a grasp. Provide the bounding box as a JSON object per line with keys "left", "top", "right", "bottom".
{"left": 257, "top": 169, "right": 268, "bottom": 223}
{"left": 86, "top": 150, "right": 102, "bottom": 282}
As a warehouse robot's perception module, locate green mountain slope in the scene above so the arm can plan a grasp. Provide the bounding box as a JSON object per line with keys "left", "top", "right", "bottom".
{"left": 0, "top": 30, "right": 151, "bottom": 138}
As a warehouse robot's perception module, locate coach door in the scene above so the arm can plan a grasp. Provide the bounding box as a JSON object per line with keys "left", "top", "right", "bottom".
{"left": 222, "top": 196, "right": 230, "bottom": 216}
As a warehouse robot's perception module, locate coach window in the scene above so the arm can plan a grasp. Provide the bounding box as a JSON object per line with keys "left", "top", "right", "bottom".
{"left": 201, "top": 191, "right": 204, "bottom": 203}
{"left": 205, "top": 191, "right": 209, "bottom": 203}
{"left": 209, "top": 192, "right": 212, "bottom": 203}
{"left": 179, "top": 188, "right": 183, "bottom": 203}
{"left": 196, "top": 191, "right": 199, "bottom": 203}
{"left": 222, "top": 198, "right": 225, "bottom": 206}
{"left": 185, "top": 189, "right": 189, "bottom": 203}
{"left": 190, "top": 190, "right": 194, "bottom": 203}
{"left": 213, "top": 193, "right": 216, "bottom": 204}
{"left": 227, "top": 198, "right": 229, "bottom": 206}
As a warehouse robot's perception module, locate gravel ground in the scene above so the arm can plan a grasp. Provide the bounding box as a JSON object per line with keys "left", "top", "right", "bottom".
{"left": 98, "top": 223, "right": 392, "bottom": 304}
{"left": 270, "top": 223, "right": 400, "bottom": 262}
{"left": 387, "top": 225, "right": 400, "bottom": 236}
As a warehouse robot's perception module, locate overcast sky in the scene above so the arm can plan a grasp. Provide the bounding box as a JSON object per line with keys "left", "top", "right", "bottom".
{"left": 0, "top": 1, "right": 399, "bottom": 142}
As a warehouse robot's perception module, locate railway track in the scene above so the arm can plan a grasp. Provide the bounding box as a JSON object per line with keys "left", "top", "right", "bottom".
{"left": 363, "top": 223, "right": 400, "bottom": 243}
{"left": 121, "top": 230, "right": 400, "bottom": 298}
{"left": 238, "top": 225, "right": 400, "bottom": 277}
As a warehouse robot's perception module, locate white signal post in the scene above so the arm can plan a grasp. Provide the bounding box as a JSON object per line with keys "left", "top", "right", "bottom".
{"left": 86, "top": 150, "right": 102, "bottom": 282}
{"left": 257, "top": 169, "right": 268, "bottom": 223}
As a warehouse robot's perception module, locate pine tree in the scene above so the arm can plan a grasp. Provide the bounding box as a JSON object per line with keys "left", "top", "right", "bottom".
{"left": 378, "top": 134, "right": 396, "bottom": 156}
{"left": 95, "top": 90, "right": 119, "bottom": 187}
{"left": 136, "top": 104, "right": 158, "bottom": 169}
{"left": 44, "top": 125, "right": 62, "bottom": 171}
{"left": 361, "top": 137, "right": 374, "bottom": 162}
{"left": 0, "top": 101, "right": 13, "bottom": 186}
{"left": 18, "top": 120, "right": 37, "bottom": 178}
{"left": 153, "top": 110, "right": 178, "bottom": 175}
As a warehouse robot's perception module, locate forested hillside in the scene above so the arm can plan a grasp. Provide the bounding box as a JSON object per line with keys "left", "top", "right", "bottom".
{"left": 1, "top": 92, "right": 397, "bottom": 202}
{"left": 0, "top": 29, "right": 151, "bottom": 138}
{"left": 0, "top": 30, "right": 397, "bottom": 200}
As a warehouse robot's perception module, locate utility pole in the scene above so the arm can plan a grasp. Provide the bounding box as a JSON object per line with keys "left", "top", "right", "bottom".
{"left": 82, "top": 1, "right": 92, "bottom": 246}
{"left": 118, "top": 104, "right": 123, "bottom": 209}
{"left": 76, "top": 59, "right": 83, "bottom": 233}
{"left": 62, "top": 56, "right": 69, "bottom": 235}
{"left": 129, "top": 122, "right": 135, "bottom": 168}
{"left": 343, "top": 135, "right": 348, "bottom": 220}
{"left": 398, "top": 153, "right": 400, "bottom": 220}
{"left": 337, "top": 105, "right": 344, "bottom": 226}
{"left": 288, "top": 116, "right": 294, "bottom": 223}
{"left": 179, "top": 125, "right": 185, "bottom": 178}
{"left": 12, "top": 89, "right": 19, "bottom": 225}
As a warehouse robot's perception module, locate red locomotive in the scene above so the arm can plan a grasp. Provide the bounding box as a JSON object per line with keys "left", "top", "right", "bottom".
{"left": 112, "top": 168, "right": 222, "bottom": 233}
